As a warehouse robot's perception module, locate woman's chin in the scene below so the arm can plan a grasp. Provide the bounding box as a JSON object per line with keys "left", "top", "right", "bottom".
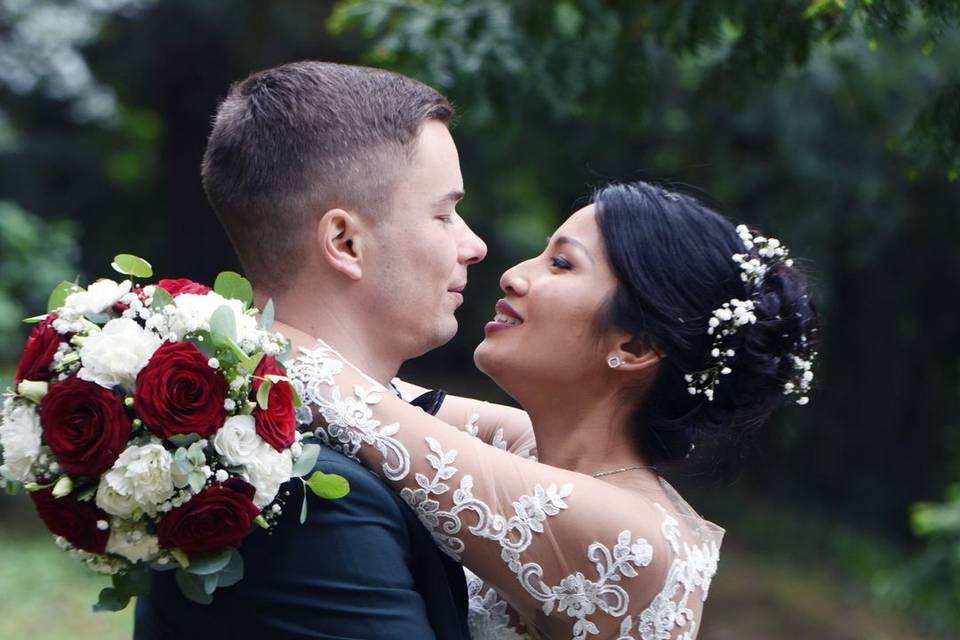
{"left": 473, "top": 340, "right": 504, "bottom": 379}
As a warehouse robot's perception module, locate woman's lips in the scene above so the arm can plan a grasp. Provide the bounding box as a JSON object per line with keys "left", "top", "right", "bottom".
{"left": 485, "top": 299, "right": 523, "bottom": 334}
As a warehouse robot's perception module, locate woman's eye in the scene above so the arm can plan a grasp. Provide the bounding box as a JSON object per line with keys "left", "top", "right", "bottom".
{"left": 551, "top": 256, "right": 573, "bottom": 270}
{"left": 437, "top": 215, "right": 453, "bottom": 224}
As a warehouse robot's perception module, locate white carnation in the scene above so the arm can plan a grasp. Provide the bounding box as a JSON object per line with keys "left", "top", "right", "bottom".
{"left": 106, "top": 524, "right": 159, "bottom": 563}
{"left": 77, "top": 318, "right": 161, "bottom": 389}
{"left": 95, "top": 479, "right": 138, "bottom": 518}
{"left": 243, "top": 444, "right": 293, "bottom": 507}
{"left": 103, "top": 444, "right": 175, "bottom": 517}
{"left": 213, "top": 415, "right": 261, "bottom": 466}
{"left": 64, "top": 279, "right": 132, "bottom": 316}
{"left": 0, "top": 401, "right": 42, "bottom": 483}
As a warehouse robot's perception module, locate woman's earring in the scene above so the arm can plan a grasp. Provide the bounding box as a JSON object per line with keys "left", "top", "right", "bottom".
{"left": 607, "top": 355, "right": 622, "bottom": 369}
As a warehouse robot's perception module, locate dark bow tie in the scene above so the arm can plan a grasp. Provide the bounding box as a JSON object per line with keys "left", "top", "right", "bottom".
{"left": 409, "top": 389, "right": 447, "bottom": 416}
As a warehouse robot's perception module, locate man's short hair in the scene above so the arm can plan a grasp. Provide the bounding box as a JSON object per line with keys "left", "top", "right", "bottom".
{"left": 201, "top": 61, "right": 453, "bottom": 291}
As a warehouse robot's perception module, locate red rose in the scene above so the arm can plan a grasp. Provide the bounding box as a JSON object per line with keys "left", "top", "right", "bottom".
{"left": 251, "top": 356, "right": 296, "bottom": 452}
{"left": 157, "top": 478, "right": 260, "bottom": 553}
{"left": 31, "top": 488, "right": 110, "bottom": 554}
{"left": 40, "top": 377, "right": 132, "bottom": 477}
{"left": 156, "top": 278, "right": 212, "bottom": 297}
{"left": 135, "top": 341, "right": 228, "bottom": 439}
{"left": 15, "top": 314, "right": 62, "bottom": 383}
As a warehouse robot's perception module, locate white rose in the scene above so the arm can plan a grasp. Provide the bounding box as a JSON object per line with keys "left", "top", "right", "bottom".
{"left": 213, "top": 415, "right": 262, "bottom": 466}
{"left": 64, "top": 279, "right": 132, "bottom": 316}
{"left": 95, "top": 479, "right": 138, "bottom": 518}
{"left": 106, "top": 524, "right": 159, "bottom": 563}
{"left": 103, "top": 444, "right": 175, "bottom": 516}
{"left": 243, "top": 443, "right": 293, "bottom": 507}
{"left": 77, "top": 318, "right": 161, "bottom": 389}
{"left": 0, "top": 401, "right": 42, "bottom": 483}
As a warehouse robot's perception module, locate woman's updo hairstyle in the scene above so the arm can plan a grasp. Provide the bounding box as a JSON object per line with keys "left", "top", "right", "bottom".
{"left": 593, "top": 181, "right": 818, "bottom": 468}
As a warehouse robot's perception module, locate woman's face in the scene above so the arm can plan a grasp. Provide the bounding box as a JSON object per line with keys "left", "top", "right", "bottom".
{"left": 474, "top": 204, "right": 622, "bottom": 392}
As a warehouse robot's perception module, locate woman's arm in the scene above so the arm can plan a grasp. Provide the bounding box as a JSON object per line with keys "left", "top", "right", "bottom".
{"left": 288, "top": 342, "right": 717, "bottom": 640}
{"left": 392, "top": 378, "right": 537, "bottom": 459}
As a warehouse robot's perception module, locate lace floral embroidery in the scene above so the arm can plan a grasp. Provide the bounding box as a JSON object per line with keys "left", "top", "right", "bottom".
{"left": 399, "top": 435, "right": 572, "bottom": 561}
{"left": 517, "top": 530, "right": 654, "bottom": 640}
{"left": 287, "top": 348, "right": 410, "bottom": 481}
{"left": 466, "top": 568, "right": 530, "bottom": 640}
{"left": 617, "top": 505, "right": 720, "bottom": 640}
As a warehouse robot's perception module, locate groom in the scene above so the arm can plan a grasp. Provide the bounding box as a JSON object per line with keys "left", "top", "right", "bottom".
{"left": 134, "top": 62, "right": 487, "bottom": 639}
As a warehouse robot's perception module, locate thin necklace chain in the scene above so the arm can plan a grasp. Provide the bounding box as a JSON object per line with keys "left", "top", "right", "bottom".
{"left": 591, "top": 464, "right": 658, "bottom": 478}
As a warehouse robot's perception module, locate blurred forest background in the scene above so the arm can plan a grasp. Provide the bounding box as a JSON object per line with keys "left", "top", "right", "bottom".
{"left": 1, "top": 1, "right": 959, "bottom": 638}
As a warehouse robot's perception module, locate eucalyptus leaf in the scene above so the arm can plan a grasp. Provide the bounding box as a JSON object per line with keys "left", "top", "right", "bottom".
{"left": 209, "top": 305, "right": 237, "bottom": 344}
{"left": 189, "top": 330, "right": 217, "bottom": 358}
{"left": 47, "top": 280, "right": 79, "bottom": 312}
{"left": 167, "top": 434, "right": 201, "bottom": 448}
{"left": 292, "top": 443, "right": 321, "bottom": 477}
{"left": 214, "top": 271, "right": 253, "bottom": 307}
{"left": 305, "top": 471, "right": 351, "bottom": 500}
{"left": 5, "top": 480, "right": 22, "bottom": 496}
{"left": 261, "top": 298, "right": 275, "bottom": 330}
{"left": 151, "top": 286, "right": 174, "bottom": 310}
{"left": 216, "top": 549, "right": 244, "bottom": 588}
{"left": 185, "top": 548, "right": 234, "bottom": 576}
{"left": 115, "top": 566, "right": 151, "bottom": 598}
{"left": 202, "top": 572, "right": 219, "bottom": 595}
{"left": 22, "top": 314, "right": 47, "bottom": 324}
{"left": 256, "top": 379, "right": 272, "bottom": 411}
{"left": 175, "top": 569, "right": 213, "bottom": 604}
{"left": 93, "top": 587, "right": 130, "bottom": 612}
{"left": 111, "top": 254, "right": 154, "bottom": 279}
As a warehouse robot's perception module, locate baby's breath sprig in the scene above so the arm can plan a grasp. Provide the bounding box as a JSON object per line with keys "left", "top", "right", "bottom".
{"left": 684, "top": 225, "right": 817, "bottom": 406}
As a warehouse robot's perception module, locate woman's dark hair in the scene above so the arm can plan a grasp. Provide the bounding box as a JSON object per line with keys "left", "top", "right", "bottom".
{"left": 593, "top": 181, "right": 818, "bottom": 469}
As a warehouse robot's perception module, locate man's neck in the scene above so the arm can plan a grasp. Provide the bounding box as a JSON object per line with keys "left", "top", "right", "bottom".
{"left": 256, "top": 286, "right": 402, "bottom": 386}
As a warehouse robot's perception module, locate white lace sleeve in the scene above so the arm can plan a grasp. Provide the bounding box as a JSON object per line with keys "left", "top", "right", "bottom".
{"left": 392, "top": 377, "right": 537, "bottom": 459}
{"left": 290, "top": 344, "right": 723, "bottom": 640}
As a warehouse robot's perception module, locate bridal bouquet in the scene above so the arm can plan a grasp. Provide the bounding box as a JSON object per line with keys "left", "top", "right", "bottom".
{"left": 0, "top": 255, "right": 347, "bottom": 610}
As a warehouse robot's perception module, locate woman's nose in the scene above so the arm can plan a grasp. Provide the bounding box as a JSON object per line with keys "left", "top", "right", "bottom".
{"left": 500, "top": 260, "right": 530, "bottom": 297}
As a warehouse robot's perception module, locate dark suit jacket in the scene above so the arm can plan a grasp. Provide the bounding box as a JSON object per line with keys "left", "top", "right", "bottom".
{"left": 134, "top": 447, "right": 469, "bottom": 639}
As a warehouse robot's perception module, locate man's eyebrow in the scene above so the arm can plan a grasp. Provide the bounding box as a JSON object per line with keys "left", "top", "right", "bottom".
{"left": 434, "top": 189, "right": 465, "bottom": 207}
{"left": 547, "top": 234, "right": 595, "bottom": 263}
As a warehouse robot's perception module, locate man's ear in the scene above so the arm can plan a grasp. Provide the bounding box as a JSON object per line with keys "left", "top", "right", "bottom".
{"left": 610, "top": 336, "right": 662, "bottom": 372}
{"left": 316, "top": 208, "right": 364, "bottom": 280}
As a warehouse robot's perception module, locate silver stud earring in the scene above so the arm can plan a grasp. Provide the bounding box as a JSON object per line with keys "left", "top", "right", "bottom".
{"left": 607, "top": 355, "right": 622, "bottom": 369}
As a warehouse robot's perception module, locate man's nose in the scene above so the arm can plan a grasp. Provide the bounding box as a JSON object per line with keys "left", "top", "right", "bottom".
{"left": 459, "top": 219, "right": 487, "bottom": 265}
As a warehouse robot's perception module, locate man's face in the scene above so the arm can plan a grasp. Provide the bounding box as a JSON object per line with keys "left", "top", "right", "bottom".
{"left": 364, "top": 121, "right": 487, "bottom": 359}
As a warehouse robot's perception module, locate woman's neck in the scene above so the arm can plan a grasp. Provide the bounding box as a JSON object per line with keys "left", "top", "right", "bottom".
{"left": 523, "top": 383, "right": 651, "bottom": 477}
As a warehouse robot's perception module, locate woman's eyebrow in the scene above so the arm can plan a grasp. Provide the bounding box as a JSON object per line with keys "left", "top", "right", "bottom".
{"left": 546, "top": 234, "right": 595, "bottom": 264}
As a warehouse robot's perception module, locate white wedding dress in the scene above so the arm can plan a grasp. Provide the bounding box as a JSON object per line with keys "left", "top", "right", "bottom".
{"left": 288, "top": 344, "right": 724, "bottom": 640}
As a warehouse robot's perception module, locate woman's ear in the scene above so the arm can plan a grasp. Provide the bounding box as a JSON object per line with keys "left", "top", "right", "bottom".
{"left": 608, "top": 336, "right": 661, "bottom": 372}
{"left": 316, "top": 208, "right": 364, "bottom": 280}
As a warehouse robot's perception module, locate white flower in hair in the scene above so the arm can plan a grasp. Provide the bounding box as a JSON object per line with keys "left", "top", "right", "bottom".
{"left": 687, "top": 225, "right": 817, "bottom": 405}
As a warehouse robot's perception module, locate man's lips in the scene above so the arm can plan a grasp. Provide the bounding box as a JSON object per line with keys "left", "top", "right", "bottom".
{"left": 448, "top": 284, "right": 465, "bottom": 305}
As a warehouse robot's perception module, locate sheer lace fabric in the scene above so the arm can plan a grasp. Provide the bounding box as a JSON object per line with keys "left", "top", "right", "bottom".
{"left": 289, "top": 344, "right": 723, "bottom": 640}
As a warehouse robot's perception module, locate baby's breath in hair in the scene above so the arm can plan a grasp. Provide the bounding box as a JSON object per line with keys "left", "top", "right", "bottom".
{"left": 685, "top": 225, "right": 817, "bottom": 405}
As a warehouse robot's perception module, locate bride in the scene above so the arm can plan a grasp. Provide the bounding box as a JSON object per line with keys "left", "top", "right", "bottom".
{"left": 281, "top": 181, "right": 818, "bottom": 639}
